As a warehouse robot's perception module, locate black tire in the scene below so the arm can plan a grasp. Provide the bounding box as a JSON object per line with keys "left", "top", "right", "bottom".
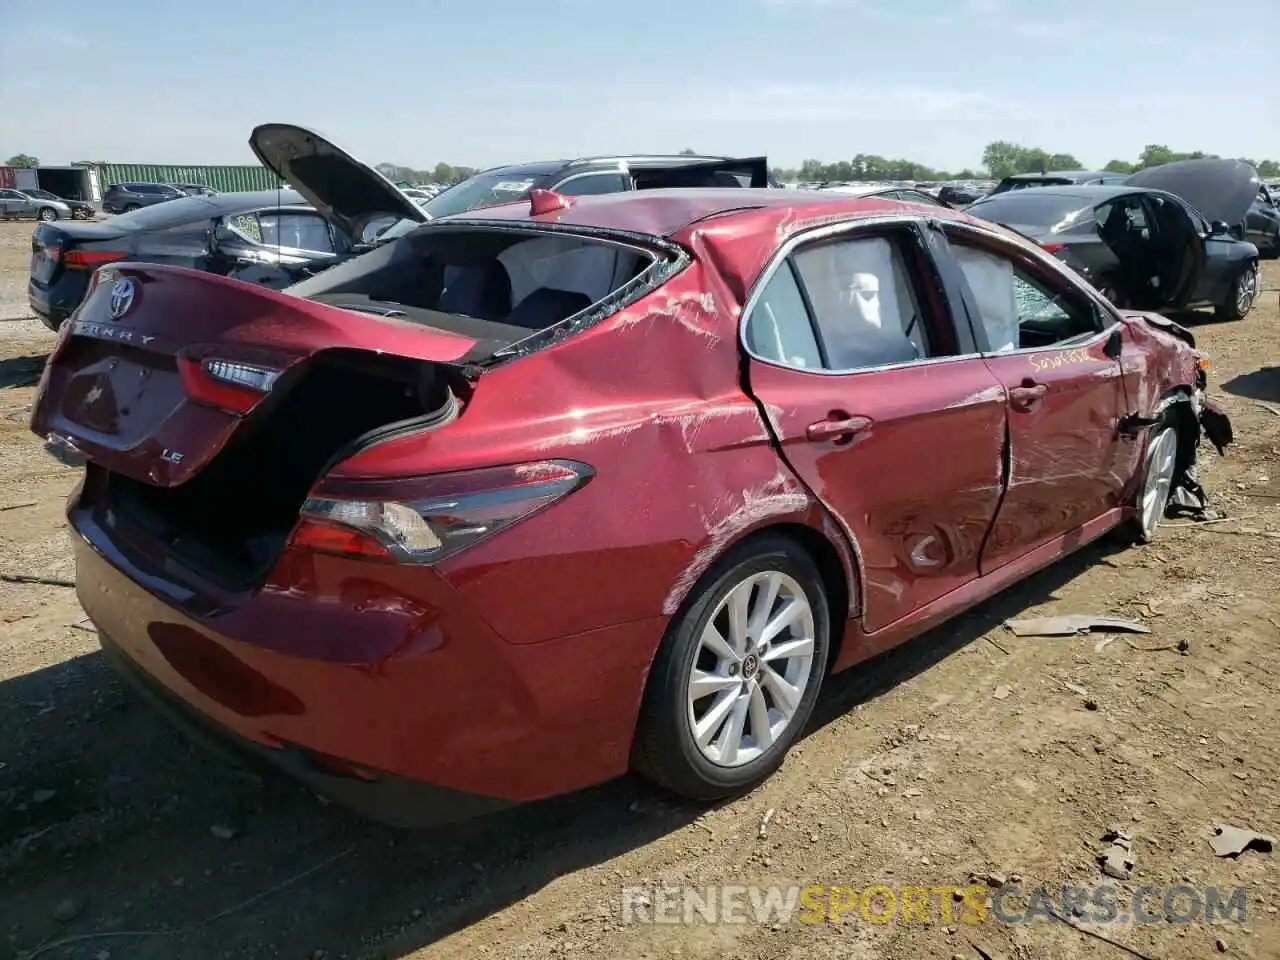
{"left": 37, "top": 207, "right": 58, "bottom": 222}
{"left": 1215, "top": 261, "right": 1258, "bottom": 321}
{"left": 633, "top": 534, "right": 830, "bottom": 801}
{"left": 1120, "top": 411, "right": 1183, "bottom": 545}
{"left": 122, "top": 203, "right": 140, "bottom": 213}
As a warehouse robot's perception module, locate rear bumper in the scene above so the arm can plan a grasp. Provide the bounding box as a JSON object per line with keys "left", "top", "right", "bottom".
{"left": 69, "top": 489, "right": 663, "bottom": 822}
{"left": 99, "top": 630, "right": 513, "bottom": 827}
{"left": 29, "top": 275, "right": 88, "bottom": 331}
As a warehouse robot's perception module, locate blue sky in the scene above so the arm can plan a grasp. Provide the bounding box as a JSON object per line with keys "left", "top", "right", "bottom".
{"left": 3, "top": 0, "right": 1276, "bottom": 172}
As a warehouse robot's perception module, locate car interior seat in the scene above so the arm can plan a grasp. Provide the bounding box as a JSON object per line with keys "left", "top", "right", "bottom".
{"left": 437, "top": 261, "right": 513, "bottom": 320}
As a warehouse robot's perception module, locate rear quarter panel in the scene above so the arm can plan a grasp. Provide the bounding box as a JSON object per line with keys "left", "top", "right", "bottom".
{"left": 324, "top": 259, "right": 831, "bottom": 647}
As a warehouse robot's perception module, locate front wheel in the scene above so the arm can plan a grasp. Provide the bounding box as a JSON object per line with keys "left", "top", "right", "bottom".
{"left": 1125, "top": 420, "right": 1180, "bottom": 543}
{"left": 37, "top": 207, "right": 58, "bottom": 222}
{"left": 1215, "top": 262, "right": 1258, "bottom": 321}
{"left": 633, "top": 535, "right": 830, "bottom": 801}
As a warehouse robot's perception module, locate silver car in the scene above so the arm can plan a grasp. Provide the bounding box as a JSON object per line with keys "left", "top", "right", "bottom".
{"left": 0, "top": 188, "right": 72, "bottom": 222}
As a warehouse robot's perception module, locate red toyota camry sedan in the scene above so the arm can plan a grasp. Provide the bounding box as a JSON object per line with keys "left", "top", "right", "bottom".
{"left": 32, "top": 176, "right": 1230, "bottom": 826}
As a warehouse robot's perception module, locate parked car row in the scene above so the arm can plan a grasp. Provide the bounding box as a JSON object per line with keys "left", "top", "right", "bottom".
{"left": 29, "top": 125, "right": 778, "bottom": 328}
{"left": 101, "top": 181, "right": 216, "bottom": 214}
{"left": 27, "top": 119, "right": 1242, "bottom": 828}
{"left": 0, "top": 187, "right": 95, "bottom": 221}
{"left": 965, "top": 159, "right": 1262, "bottom": 321}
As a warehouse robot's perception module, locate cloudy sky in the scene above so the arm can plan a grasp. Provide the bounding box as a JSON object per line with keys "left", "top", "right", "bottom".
{"left": 3, "top": 0, "right": 1276, "bottom": 171}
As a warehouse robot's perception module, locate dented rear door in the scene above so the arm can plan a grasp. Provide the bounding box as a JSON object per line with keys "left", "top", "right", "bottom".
{"left": 743, "top": 223, "right": 1007, "bottom": 634}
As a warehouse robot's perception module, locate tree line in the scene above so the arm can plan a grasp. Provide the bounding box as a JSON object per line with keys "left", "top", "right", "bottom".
{"left": 8, "top": 144, "right": 1279, "bottom": 186}
{"left": 772, "top": 142, "right": 1280, "bottom": 184}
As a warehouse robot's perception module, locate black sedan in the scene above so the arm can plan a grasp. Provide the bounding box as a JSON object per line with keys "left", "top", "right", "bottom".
{"left": 965, "top": 185, "right": 1259, "bottom": 321}
{"left": 28, "top": 189, "right": 352, "bottom": 330}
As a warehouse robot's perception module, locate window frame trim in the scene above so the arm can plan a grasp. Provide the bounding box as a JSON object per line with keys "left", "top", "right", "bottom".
{"left": 739, "top": 214, "right": 974, "bottom": 378}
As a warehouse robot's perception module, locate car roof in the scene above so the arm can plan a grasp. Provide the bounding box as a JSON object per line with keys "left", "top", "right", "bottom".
{"left": 476, "top": 155, "right": 752, "bottom": 178}
{"left": 204, "top": 189, "right": 308, "bottom": 212}
{"left": 973, "top": 184, "right": 1147, "bottom": 205}
{"left": 445, "top": 186, "right": 977, "bottom": 239}
{"left": 438, "top": 187, "right": 1016, "bottom": 307}
{"left": 1002, "top": 170, "right": 1113, "bottom": 182}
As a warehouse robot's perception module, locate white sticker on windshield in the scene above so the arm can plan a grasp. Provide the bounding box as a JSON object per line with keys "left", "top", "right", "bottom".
{"left": 492, "top": 180, "right": 537, "bottom": 194}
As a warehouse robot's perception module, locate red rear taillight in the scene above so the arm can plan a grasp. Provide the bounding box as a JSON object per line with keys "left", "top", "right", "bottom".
{"left": 1041, "top": 242, "right": 1066, "bottom": 254}
{"left": 292, "top": 460, "right": 594, "bottom": 564}
{"left": 64, "top": 250, "right": 126, "bottom": 269}
{"left": 177, "top": 356, "right": 285, "bottom": 415}
{"left": 288, "top": 519, "right": 394, "bottom": 559}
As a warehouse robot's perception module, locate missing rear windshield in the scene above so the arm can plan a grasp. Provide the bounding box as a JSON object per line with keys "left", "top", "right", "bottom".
{"left": 288, "top": 224, "right": 685, "bottom": 361}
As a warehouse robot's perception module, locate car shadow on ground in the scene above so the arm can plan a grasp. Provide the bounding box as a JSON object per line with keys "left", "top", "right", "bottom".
{"left": 0, "top": 537, "right": 1127, "bottom": 960}
{"left": 0, "top": 354, "right": 47, "bottom": 390}
{"left": 1220, "top": 365, "right": 1280, "bottom": 404}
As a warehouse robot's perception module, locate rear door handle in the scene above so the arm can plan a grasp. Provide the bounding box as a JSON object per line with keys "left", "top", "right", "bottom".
{"left": 1009, "top": 383, "right": 1047, "bottom": 411}
{"left": 806, "top": 414, "right": 872, "bottom": 443}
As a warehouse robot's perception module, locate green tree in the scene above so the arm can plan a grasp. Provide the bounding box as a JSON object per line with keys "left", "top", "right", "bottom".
{"left": 6, "top": 154, "right": 38, "bottom": 168}
{"left": 1103, "top": 159, "right": 1136, "bottom": 174}
{"left": 980, "top": 141, "right": 1025, "bottom": 178}
{"left": 678, "top": 147, "right": 698, "bottom": 156}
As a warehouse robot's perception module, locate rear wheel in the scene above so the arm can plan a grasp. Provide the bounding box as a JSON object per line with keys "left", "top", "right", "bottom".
{"left": 123, "top": 203, "right": 140, "bottom": 213}
{"left": 633, "top": 535, "right": 829, "bottom": 801}
{"left": 37, "top": 207, "right": 58, "bottom": 222}
{"left": 1215, "top": 261, "right": 1257, "bottom": 321}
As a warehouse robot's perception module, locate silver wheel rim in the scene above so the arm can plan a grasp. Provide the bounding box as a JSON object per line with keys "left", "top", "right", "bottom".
{"left": 1140, "top": 427, "right": 1178, "bottom": 538}
{"left": 686, "top": 571, "right": 816, "bottom": 768}
{"left": 1237, "top": 266, "right": 1257, "bottom": 313}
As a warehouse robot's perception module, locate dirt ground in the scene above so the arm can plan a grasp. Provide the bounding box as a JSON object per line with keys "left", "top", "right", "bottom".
{"left": 1, "top": 218, "right": 1278, "bottom": 960}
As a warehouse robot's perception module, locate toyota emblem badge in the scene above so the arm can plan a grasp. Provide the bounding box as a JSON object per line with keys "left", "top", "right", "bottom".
{"left": 107, "top": 277, "right": 135, "bottom": 320}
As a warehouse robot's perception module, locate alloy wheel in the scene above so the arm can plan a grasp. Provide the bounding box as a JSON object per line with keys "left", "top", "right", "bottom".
{"left": 1140, "top": 427, "right": 1178, "bottom": 539}
{"left": 686, "top": 571, "right": 816, "bottom": 767}
{"left": 1237, "top": 265, "right": 1258, "bottom": 315}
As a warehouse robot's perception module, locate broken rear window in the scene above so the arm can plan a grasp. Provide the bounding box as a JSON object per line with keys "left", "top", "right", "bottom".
{"left": 288, "top": 226, "right": 662, "bottom": 353}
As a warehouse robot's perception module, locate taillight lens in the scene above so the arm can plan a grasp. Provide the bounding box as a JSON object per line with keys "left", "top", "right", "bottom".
{"left": 177, "top": 356, "right": 285, "bottom": 415}
{"left": 293, "top": 460, "right": 594, "bottom": 563}
{"left": 1041, "top": 242, "right": 1066, "bottom": 254}
{"left": 64, "top": 250, "right": 126, "bottom": 269}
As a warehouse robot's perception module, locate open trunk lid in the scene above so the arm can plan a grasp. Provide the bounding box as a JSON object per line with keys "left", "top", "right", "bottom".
{"left": 249, "top": 123, "right": 426, "bottom": 241}
{"left": 1125, "top": 159, "right": 1260, "bottom": 227}
{"left": 31, "top": 264, "right": 477, "bottom": 488}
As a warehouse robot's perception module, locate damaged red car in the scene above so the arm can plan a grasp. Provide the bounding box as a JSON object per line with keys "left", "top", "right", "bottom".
{"left": 32, "top": 126, "right": 1232, "bottom": 826}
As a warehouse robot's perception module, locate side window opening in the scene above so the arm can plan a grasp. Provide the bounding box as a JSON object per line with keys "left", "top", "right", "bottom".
{"left": 745, "top": 264, "right": 824, "bottom": 369}
{"left": 948, "top": 236, "right": 1102, "bottom": 352}
{"left": 553, "top": 173, "right": 629, "bottom": 197}
{"left": 793, "top": 234, "right": 932, "bottom": 370}
{"left": 745, "top": 230, "right": 941, "bottom": 373}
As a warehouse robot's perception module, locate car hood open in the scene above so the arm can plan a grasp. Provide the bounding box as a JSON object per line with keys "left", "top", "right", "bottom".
{"left": 1125, "top": 159, "right": 1260, "bottom": 227}
{"left": 249, "top": 123, "right": 426, "bottom": 240}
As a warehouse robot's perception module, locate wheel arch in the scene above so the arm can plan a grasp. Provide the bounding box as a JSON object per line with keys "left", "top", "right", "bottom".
{"left": 659, "top": 516, "right": 860, "bottom": 677}
{"left": 1151, "top": 386, "right": 1198, "bottom": 483}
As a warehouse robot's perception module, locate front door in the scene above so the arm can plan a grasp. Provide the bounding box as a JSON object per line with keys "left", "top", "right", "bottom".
{"left": 942, "top": 226, "right": 1130, "bottom": 573}
{"left": 743, "top": 220, "right": 1007, "bottom": 633}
